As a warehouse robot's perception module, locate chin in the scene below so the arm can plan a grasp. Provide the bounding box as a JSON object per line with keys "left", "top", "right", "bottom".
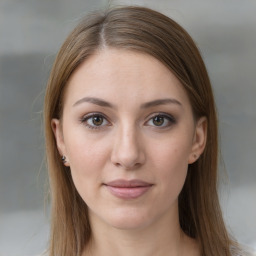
{"left": 101, "top": 207, "right": 156, "bottom": 230}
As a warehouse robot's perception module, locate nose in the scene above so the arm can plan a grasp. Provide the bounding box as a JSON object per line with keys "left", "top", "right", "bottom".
{"left": 111, "top": 124, "right": 146, "bottom": 170}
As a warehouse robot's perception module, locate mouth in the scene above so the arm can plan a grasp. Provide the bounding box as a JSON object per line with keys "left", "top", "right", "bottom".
{"left": 103, "top": 179, "right": 153, "bottom": 199}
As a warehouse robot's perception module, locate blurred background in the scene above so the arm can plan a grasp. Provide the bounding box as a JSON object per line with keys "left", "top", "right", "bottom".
{"left": 0, "top": 0, "right": 255, "bottom": 255}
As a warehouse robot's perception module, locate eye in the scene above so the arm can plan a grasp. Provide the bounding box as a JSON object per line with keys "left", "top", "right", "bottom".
{"left": 146, "top": 113, "right": 176, "bottom": 128}
{"left": 80, "top": 113, "right": 110, "bottom": 129}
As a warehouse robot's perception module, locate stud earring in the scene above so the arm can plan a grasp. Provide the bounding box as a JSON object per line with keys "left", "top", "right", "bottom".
{"left": 61, "top": 155, "right": 67, "bottom": 164}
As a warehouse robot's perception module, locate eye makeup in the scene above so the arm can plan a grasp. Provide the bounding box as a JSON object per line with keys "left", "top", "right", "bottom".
{"left": 79, "top": 112, "right": 111, "bottom": 130}
{"left": 145, "top": 112, "right": 177, "bottom": 129}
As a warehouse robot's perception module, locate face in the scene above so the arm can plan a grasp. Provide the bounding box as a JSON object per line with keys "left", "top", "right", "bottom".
{"left": 52, "top": 49, "right": 206, "bottom": 231}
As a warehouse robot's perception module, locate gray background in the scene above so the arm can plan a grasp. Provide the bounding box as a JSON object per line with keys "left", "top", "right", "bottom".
{"left": 0, "top": 0, "right": 255, "bottom": 255}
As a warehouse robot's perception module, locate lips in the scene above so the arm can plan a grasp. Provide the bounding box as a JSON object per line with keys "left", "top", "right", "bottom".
{"left": 104, "top": 179, "right": 153, "bottom": 199}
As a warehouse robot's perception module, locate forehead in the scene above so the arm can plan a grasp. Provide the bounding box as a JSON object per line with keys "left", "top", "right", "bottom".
{"left": 64, "top": 48, "right": 191, "bottom": 109}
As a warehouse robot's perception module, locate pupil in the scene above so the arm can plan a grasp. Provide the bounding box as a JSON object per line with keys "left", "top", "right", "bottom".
{"left": 93, "top": 116, "right": 103, "bottom": 126}
{"left": 153, "top": 116, "right": 164, "bottom": 126}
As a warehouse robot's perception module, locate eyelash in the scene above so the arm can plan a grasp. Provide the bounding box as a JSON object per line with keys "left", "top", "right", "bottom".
{"left": 145, "top": 112, "right": 176, "bottom": 128}
{"left": 79, "top": 113, "right": 110, "bottom": 130}
{"left": 79, "top": 112, "right": 176, "bottom": 130}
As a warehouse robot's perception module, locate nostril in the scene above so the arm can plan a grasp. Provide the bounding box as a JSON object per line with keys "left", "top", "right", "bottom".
{"left": 134, "top": 162, "right": 142, "bottom": 168}
{"left": 113, "top": 160, "right": 143, "bottom": 170}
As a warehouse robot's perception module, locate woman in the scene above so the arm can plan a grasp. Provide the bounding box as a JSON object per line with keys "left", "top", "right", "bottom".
{"left": 44, "top": 6, "right": 247, "bottom": 256}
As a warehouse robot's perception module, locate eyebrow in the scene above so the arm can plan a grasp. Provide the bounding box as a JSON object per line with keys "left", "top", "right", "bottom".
{"left": 141, "top": 98, "right": 182, "bottom": 108}
{"left": 73, "top": 97, "right": 182, "bottom": 108}
{"left": 73, "top": 97, "right": 115, "bottom": 108}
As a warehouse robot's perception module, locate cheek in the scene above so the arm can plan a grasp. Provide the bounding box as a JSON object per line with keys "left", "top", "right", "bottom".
{"left": 65, "top": 137, "right": 111, "bottom": 208}
{"left": 64, "top": 126, "right": 109, "bottom": 165}
{"left": 157, "top": 148, "right": 188, "bottom": 183}
{"left": 150, "top": 135, "right": 191, "bottom": 191}
{"left": 64, "top": 132, "right": 111, "bottom": 188}
{"left": 151, "top": 133, "right": 191, "bottom": 167}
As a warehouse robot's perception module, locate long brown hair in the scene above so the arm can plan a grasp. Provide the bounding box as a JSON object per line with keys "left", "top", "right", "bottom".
{"left": 44, "top": 6, "right": 241, "bottom": 256}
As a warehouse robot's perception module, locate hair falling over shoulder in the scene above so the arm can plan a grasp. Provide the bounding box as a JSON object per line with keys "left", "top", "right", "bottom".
{"left": 44, "top": 5, "right": 247, "bottom": 256}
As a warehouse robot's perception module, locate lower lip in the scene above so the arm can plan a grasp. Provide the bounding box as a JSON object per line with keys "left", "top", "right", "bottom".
{"left": 105, "top": 185, "right": 152, "bottom": 199}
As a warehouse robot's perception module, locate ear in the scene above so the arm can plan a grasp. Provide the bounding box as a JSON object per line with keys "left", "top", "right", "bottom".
{"left": 188, "top": 117, "right": 207, "bottom": 164}
{"left": 51, "top": 118, "right": 70, "bottom": 166}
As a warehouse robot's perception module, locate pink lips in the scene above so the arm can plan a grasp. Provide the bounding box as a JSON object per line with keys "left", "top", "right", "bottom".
{"left": 104, "top": 179, "right": 153, "bottom": 199}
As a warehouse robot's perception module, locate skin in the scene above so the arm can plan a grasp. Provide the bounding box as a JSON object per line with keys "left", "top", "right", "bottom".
{"left": 52, "top": 49, "right": 206, "bottom": 256}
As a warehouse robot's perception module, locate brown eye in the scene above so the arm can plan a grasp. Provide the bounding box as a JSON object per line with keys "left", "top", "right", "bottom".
{"left": 80, "top": 113, "right": 110, "bottom": 130}
{"left": 92, "top": 115, "right": 104, "bottom": 126}
{"left": 152, "top": 116, "right": 165, "bottom": 126}
{"left": 145, "top": 113, "right": 176, "bottom": 128}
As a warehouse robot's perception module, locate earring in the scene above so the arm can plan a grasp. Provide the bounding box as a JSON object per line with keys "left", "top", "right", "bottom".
{"left": 61, "top": 155, "right": 67, "bottom": 164}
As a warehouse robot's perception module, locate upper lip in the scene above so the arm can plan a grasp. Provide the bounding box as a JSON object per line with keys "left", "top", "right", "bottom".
{"left": 104, "top": 179, "right": 153, "bottom": 188}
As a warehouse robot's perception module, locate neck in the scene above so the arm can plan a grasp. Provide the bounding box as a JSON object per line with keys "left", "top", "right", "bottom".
{"left": 83, "top": 208, "right": 198, "bottom": 256}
